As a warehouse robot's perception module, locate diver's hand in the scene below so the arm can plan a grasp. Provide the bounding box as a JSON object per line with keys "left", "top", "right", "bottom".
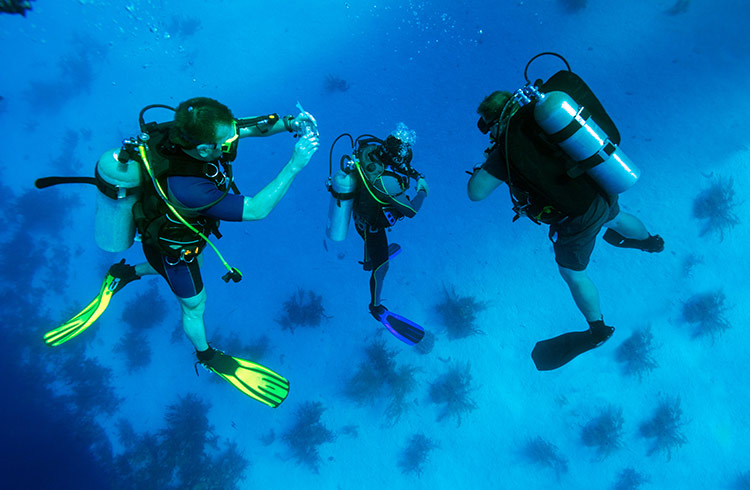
{"left": 289, "top": 133, "right": 319, "bottom": 172}
{"left": 290, "top": 111, "right": 319, "bottom": 138}
{"left": 416, "top": 177, "right": 429, "bottom": 196}
{"left": 291, "top": 112, "right": 314, "bottom": 127}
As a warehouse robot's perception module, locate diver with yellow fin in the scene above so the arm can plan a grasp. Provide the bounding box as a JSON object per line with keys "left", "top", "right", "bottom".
{"left": 39, "top": 98, "right": 319, "bottom": 407}
{"left": 326, "top": 124, "right": 428, "bottom": 345}
{"left": 467, "top": 53, "right": 664, "bottom": 370}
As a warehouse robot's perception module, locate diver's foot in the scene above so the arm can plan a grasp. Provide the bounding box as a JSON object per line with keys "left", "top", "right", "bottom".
{"left": 642, "top": 234, "right": 665, "bottom": 253}
{"left": 196, "top": 346, "right": 217, "bottom": 363}
{"left": 588, "top": 319, "right": 615, "bottom": 347}
{"left": 602, "top": 229, "right": 665, "bottom": 253}
{"left": 107, "top": 259, "right": 140, "bottom": 293}
{"left": 369, "top": 303, "right": 387, "bottom": 321}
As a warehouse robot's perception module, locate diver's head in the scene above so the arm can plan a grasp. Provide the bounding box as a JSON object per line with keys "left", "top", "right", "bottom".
{"left": 476, "top": 90, "right": 512, "bottom": 134}
{"left": 171, "top": 97, "right": 237, "bottom": 161}
{"left": 379, "top": 122, "right": 416, "bottom": 173}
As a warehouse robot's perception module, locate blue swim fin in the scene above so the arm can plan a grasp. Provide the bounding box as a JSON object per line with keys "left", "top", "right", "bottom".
{"left": 369, "top": 304, "right": 425, "bottom": 345}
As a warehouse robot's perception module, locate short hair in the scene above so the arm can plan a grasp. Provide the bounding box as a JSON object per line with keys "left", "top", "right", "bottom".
{"left": 476, "top": 91, "right": 513, "bottom": 121}
{"left": 170, "top": 97, "right": 235, "bottom": 148}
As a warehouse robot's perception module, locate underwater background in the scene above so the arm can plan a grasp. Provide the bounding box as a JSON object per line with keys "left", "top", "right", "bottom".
{"left": 1, "top": 0, "right": 749, "bottom": 488}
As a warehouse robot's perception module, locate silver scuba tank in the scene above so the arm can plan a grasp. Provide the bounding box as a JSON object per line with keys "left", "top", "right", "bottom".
{"left": 94, "top": 148, "right": 141, "bottom": 252}
{"left": 326, "top": 158, "right": 357, "bottom": 242}
{"left": 531, "top": 89, "right": 640, "bottom": 194}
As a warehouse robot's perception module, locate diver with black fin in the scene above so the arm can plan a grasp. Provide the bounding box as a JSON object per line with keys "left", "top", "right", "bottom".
{"left": 39, "top": 97, "right": 319, "bottom": 407}
{"left": 326, "top": 124, "right": 428, "bottom": 345}
{"left": 467, "top": 53, "right": 664, "bottom": 371}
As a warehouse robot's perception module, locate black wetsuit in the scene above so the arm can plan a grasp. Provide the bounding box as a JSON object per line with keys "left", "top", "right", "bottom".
{"left": 353, "top": 145, "right": 426, "bottom": 306}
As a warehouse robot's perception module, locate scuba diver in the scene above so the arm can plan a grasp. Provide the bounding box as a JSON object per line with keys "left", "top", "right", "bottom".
{"left": 466, "top": 53, "right": 664, "bottom": 371}
{"left": 326, "top": 124, "right": 428, "bottom": 345}
{"left": 0, "top": 0, "right": 33, "bottom": 16}
{"left": 40, "top": 97, "right": 319, "bottom": 407}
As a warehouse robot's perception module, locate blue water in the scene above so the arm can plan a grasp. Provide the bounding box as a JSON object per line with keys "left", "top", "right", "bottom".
{"left": 1, "top": 1, "right": 749, "bottom": 488}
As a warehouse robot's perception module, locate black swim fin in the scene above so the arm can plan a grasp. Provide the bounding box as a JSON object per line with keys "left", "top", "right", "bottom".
{"left": 602, "top": 229, "right": 664, "bottom": 253}
{"left": 531, "top": 320, "right": 614, "bottom": 371}
{"left": 369, "top": 304, "right": 425, "bottom": 345}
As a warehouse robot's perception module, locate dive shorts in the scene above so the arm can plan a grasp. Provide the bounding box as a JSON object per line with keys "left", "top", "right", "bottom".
{"left": 550, "top": 194, "right": 620, "bottom": 271}
{"left": 143, "top": 243, "right": 204, "bottom": 298}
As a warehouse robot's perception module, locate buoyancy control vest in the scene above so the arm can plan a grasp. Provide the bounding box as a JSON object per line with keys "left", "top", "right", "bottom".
{"left": 132, "top": 125, "right": 226, "bottom": 260}
{"left": 352, "top": 144, "right": 413, "bottom": 229}
{"left": 497, "top": 69, "right": 619, "bottom": 223}
{"left": 35, "top": 104, "right": 244, "bottom": 283}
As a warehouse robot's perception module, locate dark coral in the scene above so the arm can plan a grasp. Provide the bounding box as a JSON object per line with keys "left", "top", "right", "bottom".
{"left": 276, "top": 288, "right": 330, "bottom": 332}
{"left": 681, "top": 253, "right": 704, "bottom": 278}
{"left": 615, "top": 327, "right": 658, "bottom": 379}
{"left": 113, "top": 394, "right": 248, "bottom": 489}
{"left": 60, "top": 353, "right": 124, "bottom": 417}
{"left": 693, "top": 176, "right": 741, "bottom": 240}
{"left": 436, "top": 285, "right": 487, "bottom": 339}
{"left": 26, "top": 35, "right": 107, "bottom": 113}
{"left": 614, "top": 467, "right": 649, "bottom": 490}
{"left": 212, "top": 330, "right": 271, "bottom": 362}
{"left": 121, "top": 283, "right": 168, "bottom": 331}
{"left": 324, "top": 74, "right": 350, "bottom": 93}
{"left": 428, "top": 361, "right": 477, "bottom": 426}
{"left": 559, "top": 0, "right": 587, "bottom": 13}
{"left": 639, "top": 395, "right": 688, "bottom": 460}
{"left": 344, "top": 339, "right": 418, "bottom": 424}
{"left": 282, "top": 401, "right": 336, "bottom": 473}
{"left": 384, "top": 363, "right": 420, "bottom": 424}
{"left": 415, "top": 330, "right": 435, "bottom": 355}
{"left": 398, "top": 433, "right": 439, "bottom": 477}
{"left": 114, "top": 330, "right": 152, "bottom": 371}
{"left": 522, "top": 436, "right": 569, "bottom": 477}
{"left": 666, "top": 0, "right": 690, "bottom": 15}
{"left": 581, "top": 406, "right": 624, "bottom": 458}
{"left": 344, "top": 338, "right": 396, "bottom": 404}
{"left": 682, "top": 290, "right": 732, "bottom": 339}
{"left": 734, "top": 470, "right": 750, "bottom": 490}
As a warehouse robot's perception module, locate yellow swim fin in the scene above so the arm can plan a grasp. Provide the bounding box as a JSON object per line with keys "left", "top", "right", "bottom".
{"left": 44, "top": 260, "right": 139, "bottom": 347}
{"left": 199, "top": 348, "right": 290, "bottom": 408}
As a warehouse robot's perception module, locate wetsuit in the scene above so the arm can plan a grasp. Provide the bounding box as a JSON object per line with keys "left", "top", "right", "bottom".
{"left": 353, "top": 145, "right": 426, "bottom": 307}
{"left": 142, "top": 163, "right": 244, "bottom": 298}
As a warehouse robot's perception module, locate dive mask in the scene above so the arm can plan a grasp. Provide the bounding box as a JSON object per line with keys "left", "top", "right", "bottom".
{"left": 218, "top": 121, "right": 239, "bottom": 154}
{"left": 477, "top": 115, "right": 498, "bottom": 135}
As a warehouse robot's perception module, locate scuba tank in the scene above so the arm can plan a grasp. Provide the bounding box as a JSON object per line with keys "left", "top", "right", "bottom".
{"left": 94, "top": 147, "right": 142, "bottom": 252}
{"left": 326, "top": 133, "right": 361, "bottom": 242}
{"left": 511, "top": 53, "right": 640, "bottom": 194}
{"left": 326, "top": 158, "right": 357, "bottom": 242}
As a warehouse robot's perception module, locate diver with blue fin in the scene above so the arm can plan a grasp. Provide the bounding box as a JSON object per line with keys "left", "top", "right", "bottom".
{"left": 38, "top": 97, "right": 319, "bottom": 407}
{"left": 467, "top": 53, "right": 664, "bottom": 370}
{"left": 326, "top": 124, "right": 428, "bottom": 345}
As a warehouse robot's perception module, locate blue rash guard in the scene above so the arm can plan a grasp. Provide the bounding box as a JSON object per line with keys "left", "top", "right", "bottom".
{"left": 167, "top": 176, "right": 245, "bottom": 221}
{"left": 142, "top": 174, "right": 245, "bottom": 298}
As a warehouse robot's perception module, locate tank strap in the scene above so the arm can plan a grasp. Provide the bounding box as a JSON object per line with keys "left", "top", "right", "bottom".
{"left": 567, "top": 141, "right": 617, "bottom": 178}
{"left": 331, "top": 187, "right": 357, "bottom": 201}
{"left": 545, "top": 105, "right": 592, "bottom": 145}
{"left": 94, "top": 165, "right": 140, "bottom": 200}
